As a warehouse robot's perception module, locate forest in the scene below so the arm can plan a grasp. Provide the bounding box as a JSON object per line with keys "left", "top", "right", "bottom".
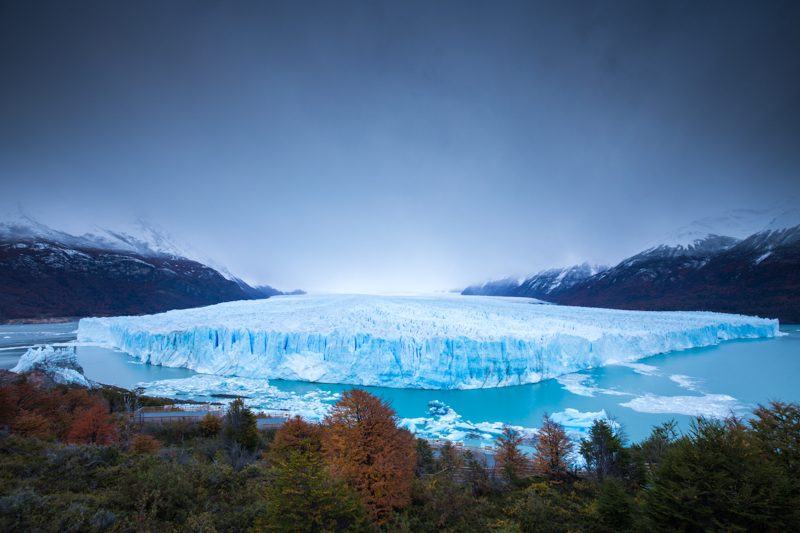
{"left": 1, "top": 373, "right": 799, "bottom": 532}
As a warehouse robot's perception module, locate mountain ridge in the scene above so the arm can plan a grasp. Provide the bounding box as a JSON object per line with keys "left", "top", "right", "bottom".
{"left": 0, "top": 216, "right": 301, "bottom": 322}
{"left": 463, "top": 219, "right": 800, "bottom": 322}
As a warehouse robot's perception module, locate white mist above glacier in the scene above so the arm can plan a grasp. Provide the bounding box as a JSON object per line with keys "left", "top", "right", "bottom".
{"left": 77, "top": 294, "right": 779, "bottom": 390}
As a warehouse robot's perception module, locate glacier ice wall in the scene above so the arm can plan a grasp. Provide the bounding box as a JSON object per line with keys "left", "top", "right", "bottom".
{"left": 77, "top": 294, "right": 779, "bottom": 390}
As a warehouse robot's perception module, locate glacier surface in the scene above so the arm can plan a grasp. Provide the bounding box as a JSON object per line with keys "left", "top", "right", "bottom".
{"left": 77, "top": 294, "right": 779, "bottom": 390}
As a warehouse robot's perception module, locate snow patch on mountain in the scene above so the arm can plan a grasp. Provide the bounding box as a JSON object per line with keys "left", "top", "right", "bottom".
{"left": 660, "top": 207, "right": 800, "bottom": 248}
{"left": 0, "top": 211, "right": 192, "bottom": 259}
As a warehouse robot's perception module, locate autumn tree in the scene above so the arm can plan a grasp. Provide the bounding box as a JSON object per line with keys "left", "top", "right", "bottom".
{"left": 12, "top": 410, "right": 52, "bottom": 439}
{"left": 532, "top": 414, "right": 574, "bottom": 479}
{"left": 322, "top": 389, "right": 415, "bottom": 525}
{"left": 495, "top": 425, "right": 529, "bottom": 485}
{"left": 267, "top": 415, "right": 323, "bottom": 463}
{"left": 67, "top": 403, "right": 117, "bottom": 445}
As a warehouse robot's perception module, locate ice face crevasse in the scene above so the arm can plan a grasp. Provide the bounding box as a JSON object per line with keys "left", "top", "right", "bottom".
{"left": 77, "top": 294, "right": 779, "bottom": 390}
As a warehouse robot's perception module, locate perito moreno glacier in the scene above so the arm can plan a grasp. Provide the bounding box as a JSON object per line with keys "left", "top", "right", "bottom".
{"left": 77, "top": 294, "right": 779, "bottom": 390}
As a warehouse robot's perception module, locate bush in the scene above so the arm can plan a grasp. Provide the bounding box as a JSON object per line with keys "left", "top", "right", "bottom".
{"left": 643, "top": 417, "right": 795, "bottom": 531}
{"left": 595, "top": 477, "right": 634, "bottom": 531}
{"left": 224, "top": 399, "right": 260, "bottom": 452}
{"left": 257, "top": 450, "right": 367, "bottom": 532}
{"left": 198, "top": 413, "right": 222, "bottom": 438}
{"left": 131, "top": 434, "right": 161, "bottom": 455}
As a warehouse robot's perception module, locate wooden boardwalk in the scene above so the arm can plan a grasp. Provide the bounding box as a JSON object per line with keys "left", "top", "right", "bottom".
{"left": 137, "top": 407, "right": 292, "bottom": 428}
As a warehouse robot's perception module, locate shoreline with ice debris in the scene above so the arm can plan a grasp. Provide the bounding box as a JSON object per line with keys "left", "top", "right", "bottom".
{"left": 78, "top": 294, "right": 779, "bottom": 390}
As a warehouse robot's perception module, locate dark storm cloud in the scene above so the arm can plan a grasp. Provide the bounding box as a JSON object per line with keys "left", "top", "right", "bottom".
{"left": 1, "top": 0, "right": 799, "bottom": 291}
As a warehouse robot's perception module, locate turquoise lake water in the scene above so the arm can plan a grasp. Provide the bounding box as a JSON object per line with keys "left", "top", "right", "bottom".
{"left": 2, "top": 322, "right": 798, "bottom": 443}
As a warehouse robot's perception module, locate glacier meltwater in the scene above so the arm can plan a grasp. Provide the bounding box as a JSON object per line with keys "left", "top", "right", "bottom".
{"left": 76, "top": 294, "right": 779, "bottom": 390}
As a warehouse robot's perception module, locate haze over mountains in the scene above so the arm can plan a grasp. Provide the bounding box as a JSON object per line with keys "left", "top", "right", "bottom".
{"left": 0, "top": 214, "right": 300, "bottom": 322}
{"left": 2, "top": 208, "right": 798, "bottom": 323}
{"left": 463, "top": 208, "right": 800, "bottom": 322}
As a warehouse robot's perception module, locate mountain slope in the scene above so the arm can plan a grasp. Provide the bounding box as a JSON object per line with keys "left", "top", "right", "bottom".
{"left": 0, "top": 216, "right": 293, "bottom": 322}
{"left": 0, "top": 239, "right": 254, "bottom": 321}
{"left": 557, "top": 227, "right": 800, "bottom": 321}
{"left": 462, "top": 263, "right": 607, "bottom": 299}
{"left": 462, "top": 212, "right": 800, "bottom": 322}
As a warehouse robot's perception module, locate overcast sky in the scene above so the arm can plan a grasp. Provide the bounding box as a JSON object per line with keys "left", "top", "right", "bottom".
{"left": 2, "top": 0, "right": 799, "bottom": 292}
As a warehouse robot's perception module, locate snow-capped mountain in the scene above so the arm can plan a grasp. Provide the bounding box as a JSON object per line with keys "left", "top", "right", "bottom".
{"left": 463, "top": 209, "right": 800, "bottom": 322}
{"left": 0, "top": 214, "right": 296, "bottom": 321}
{"left": 461, "top": 277, "right": 526, "bottom": 297}
{"left": 462, "top": 263, "right": 607, "bottom": 299}
{"left": 660, "top": 208, "right": 790, "bottom": 247}
{"left": 0, "top": 213, "right": 191, "bottom": 259}
{"left": 558, "top": 225, "right": 800, "bottom": 321}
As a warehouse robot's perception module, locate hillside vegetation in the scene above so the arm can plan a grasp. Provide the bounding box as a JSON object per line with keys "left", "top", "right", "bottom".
{"left": 1, "top": 374, "right": 799, "bottom": 532}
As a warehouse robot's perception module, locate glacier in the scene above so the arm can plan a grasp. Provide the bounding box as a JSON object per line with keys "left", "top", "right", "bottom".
{"left": 77, "top": 294, "right": 779, "bottom": 390}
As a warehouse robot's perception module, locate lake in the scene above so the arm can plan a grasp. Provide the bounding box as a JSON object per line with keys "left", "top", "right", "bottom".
{"left": 2, "top": 321, "right": 798, "bottom": 444}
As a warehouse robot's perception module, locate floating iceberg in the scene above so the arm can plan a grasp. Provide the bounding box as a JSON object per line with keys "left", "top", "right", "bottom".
{"left": 619, "top": 393, "right": 740, "bottom": 418}
{"left": 138, "top": 374, "right": 340, "bottom": 420}
{"left": 77, "top": 294, "right": 779, "bottom": 390}
{"left": 12, "top": 345, "right": 94, "bottom": 388}
{"left": 399, "top": 400, "right": 538, "bottom": 443}
{"left": 399, "top": 401, "right": 611, "bottom": 445}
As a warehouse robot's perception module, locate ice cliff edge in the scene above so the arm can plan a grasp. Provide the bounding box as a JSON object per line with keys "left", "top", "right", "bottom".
{"left": 77, "top": 294, "right": 779, "bottom": 390}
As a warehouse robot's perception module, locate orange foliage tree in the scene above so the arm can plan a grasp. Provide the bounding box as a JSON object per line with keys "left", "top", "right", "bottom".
{"left": 0, "top": 380, "right": 123, "bottom": 444}
{"left": 267, "top": 415, "right": 323, "bottom": 462}
{"left": 11, "top": 410, "right": 52, "bottom": 439}
{"left": 131, "top": 434, "right": 161, "bottom": 454}
{"left": 532, "top": 413, "right": 574, "bottom": 479}
{"left": 495, "top": 425, "right": 529, "bottom": 484}
{"left": 67, "top": 403, "right": 117, "bottom": 445}
{"left": 322, "top": 389, "right": 415, "bottom": 524}
{"left": 198, "top": 413, "right": 222, "bottom": 437}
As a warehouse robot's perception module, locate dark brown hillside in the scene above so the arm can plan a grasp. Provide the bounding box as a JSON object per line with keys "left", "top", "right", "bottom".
{"left": 555, "top": 228, "right": 800, "bottom": 322}
{"left": 0, "top": 240, "right": 255, "bottom": 321}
